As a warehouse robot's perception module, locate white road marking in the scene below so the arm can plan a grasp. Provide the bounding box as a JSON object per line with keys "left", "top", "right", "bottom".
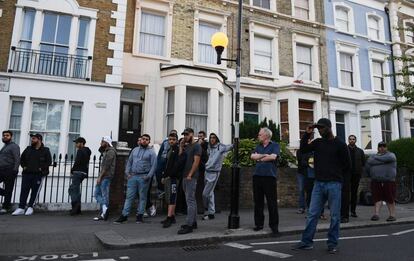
{"left": 224, "top": 242, "right": 253, "bottom": 249}
{"left": 392, "top": 229, "right": 414, "bottom": 236}
{"left": 251, "top": 234, "right": 388, "bottom": 246}
{"left": 119, "top": 257, "right": 130, "bottom": 260}
{"left": 79, "top": 259, "right": 116, "bottom": 261}
{"left": 92, "top": 252, "right": 99, "bottom": 257}
{"left": 253, "top": 249, "right": 292, "bottom": 259}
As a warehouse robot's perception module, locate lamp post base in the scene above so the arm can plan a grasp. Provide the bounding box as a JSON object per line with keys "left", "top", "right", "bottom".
{"left": 228, "top": 214, "right": 240, "bottom": 229}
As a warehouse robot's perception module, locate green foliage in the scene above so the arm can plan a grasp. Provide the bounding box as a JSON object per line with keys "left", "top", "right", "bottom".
{"left": 223, "top": 138, "right": 295, "bottom": 168}
{"left": 387, "top": 138, "right": 414, "bottom": 172}
{"left": 240, "top": 117, "right": 280, "bottom": 141}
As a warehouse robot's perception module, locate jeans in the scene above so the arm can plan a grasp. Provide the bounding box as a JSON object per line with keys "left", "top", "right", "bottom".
{"left": 122, "top": 175, "right": 149, "bottom": 216}
{"left": 296, "top": 173, "right": 306, "bottom": 209}
{"left": 19, "top": 173, "right": 43, "bottom": 209}
{"left": 183, "top": 178, "right": 197, "bottom": 226}
{"left": 202, "top": 171, "right": 220, "bottom": 215}
{"left": 253, "top": 175, "right": 279, "bottom": 230}
{"left": 69, "top": 171, "right": 87, "bottom": 203}
{"left": 94, "top": 178, "right": 111, "bottom": 209}
{"left": 301, "top": 181, "right": 342, "bottom": 248}
{"left": 0, "top": 169, "right": 17, "bottom": 209}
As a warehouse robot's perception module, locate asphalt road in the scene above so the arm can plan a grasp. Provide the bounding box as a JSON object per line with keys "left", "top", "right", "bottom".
{"left": 1, "top": 223, "right": 414, "bottom": 261}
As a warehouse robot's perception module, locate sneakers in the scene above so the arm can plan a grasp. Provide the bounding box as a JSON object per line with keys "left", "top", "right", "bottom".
{"left": 0, "top": 208, "right": 7, "bottom": 215}
{"left": 149, "top": 204, "right": 157, "bottom": 217}
{"left": 351, "top": 212, "right": 358, "bottom": 218}
{"left": 12, "top": 208, "right": 25, "bottom": 216}
{"left": 93, "top": 213, "right": 104, "bottom": 221}
{"left": 291, "top": 243, "right": 314, "bottom": 251}
{"left": 177, "top": 225, "right": 193, "bottom": 234}
{"left": 113, "top": 215, "right": 128, "bottom": 224}
{"left": 202, "top": 214, "right": 215, "bottom": 220}
{"left": 136, "top": 214, "right": 144, "bottom": 224}
{"left": 25, "top": 207, "right": 34, "bottom": 216}
{"left": 340, "top": 217, "right": 349, "bottom": 223}
{"left": 371, "top": 215, "right": 380, "bottom": 221}
{"left": 296, "top": 208, "right": 305, "bottom": 214}
{"left": 328, "top": 247, "right": 338, "bottom": 254}
{"left": 253, "top": 226, "right": 263, "bottom": 231}
{"left": 386, "top": 216, "right": 396, "bottom": 222}
{"left": 143, "top": 211, "right": 149, "bottom": 218}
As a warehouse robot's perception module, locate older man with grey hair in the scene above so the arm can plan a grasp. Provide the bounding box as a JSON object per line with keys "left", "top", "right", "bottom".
{"left": 250, "top": 127, "right": 280, "bottom": 235}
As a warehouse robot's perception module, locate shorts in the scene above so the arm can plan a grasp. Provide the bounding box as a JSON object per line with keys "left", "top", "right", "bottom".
{"left": 371, "top": 181, "right": 396, "bottom": 204}
{"left": 164, "top": 177, "right": 179, "bottom": 205}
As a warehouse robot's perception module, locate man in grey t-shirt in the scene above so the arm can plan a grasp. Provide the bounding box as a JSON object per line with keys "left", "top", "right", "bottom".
{"left": 178, "top": 128, "right": 201, "bottom": 235}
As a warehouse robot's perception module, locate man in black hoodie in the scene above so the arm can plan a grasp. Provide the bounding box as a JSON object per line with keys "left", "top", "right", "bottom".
{"left": 12, "top": 133, "right": 52, "bottom": 216}
{"left": 69, "top": 137, "right": 91, "bottom": 215}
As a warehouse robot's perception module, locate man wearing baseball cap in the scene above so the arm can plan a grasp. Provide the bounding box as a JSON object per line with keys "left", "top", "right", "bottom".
{"left": 292, "top": 118, "right": 350, "bottom": 254}
{"left": 68, "top": 137, "right": 91, "bottom": 215}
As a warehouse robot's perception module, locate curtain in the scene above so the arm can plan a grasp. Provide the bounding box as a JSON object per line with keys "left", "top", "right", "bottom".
{"left": 21, "top": 9, "right": 35, "bottom": 42}
{"left": 295, "top": 0, "right": 309, "bottom": 19}
{"left": 69, "top": 105, "right": 82, "bottom": 133}
{"left": 368, "top": 17, "right": 380, "bottom": 39}
{"left": 140, "top": 12, "right": 165, "bottom": 56}
{"left": 253, "top": 0, "right": 270, "bottom": 9}
{"left": 198, "top": 23, "right": 219, "bottom": 64}
{"left": 296, "top": 45, "right": 312, "bottom": 80}
{"left": 336, "top": 8, "right": 349, "bottom": 31}
{"left": 340, "top": 53, "right": 353, "bottom": 86}
{"left": 254, "top": 36, "right": 272, "bottom": 73}
{"left": 9, "top": 101, "right": 24, "bottom": 145}
{"left": 186, "top": 88, "right": 208, "bottom": 133}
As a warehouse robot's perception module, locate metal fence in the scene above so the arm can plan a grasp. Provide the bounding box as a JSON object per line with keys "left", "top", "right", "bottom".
{"left": 1, "top": 154, "right": 102, "bottom": 205}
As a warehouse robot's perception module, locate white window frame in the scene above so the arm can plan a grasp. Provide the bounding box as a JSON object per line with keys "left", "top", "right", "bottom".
{"left": 67, "top": 103, "right": 83, "bottom": 157}
{"left": 133, "top": 1, "right": 173, "bottom": 60}
{"left": 406, "top": 48, "right": 414, "bottom": 84}
{"left": 403, "top": 19, "right": 414, "bottom": 44}
{"left": 292, "top": 33, "right": 320, "bottom": 84}
{"left": 165, "top": 88, "right": 175, "bottom": 135}
{"left": 249, "top": 21, "right": 279, "bottom": 79}
{"left": 193, "top": 9, "right": 229, "bottom": 68}
{"left": 359, "top": 110, "right": 372, "bottom": 150}
{"left": 250, "top": 0, "right": 276, "bottom": 12}
{"left": 335, "top": 42, "right": 361, "bottom": 90}
{"left": 9, "top": 0, "right": 97, "bottom": 79}
{"left": 368, "top": 49, "right": 391, "bottom": 95}
{"left": 291, "top": 0, "right": 315, "bottom": 21}
{"left": 8, "top": 98, "right": 25, "bottom": 146}
{"left": 333, "top": 2, "right": 355, "bottom": 35}
{"left": 243, "top": 99, "right": 261, "bottom": 124}
{"left": 366, "top": 12, "right": 385, "bottom": 42}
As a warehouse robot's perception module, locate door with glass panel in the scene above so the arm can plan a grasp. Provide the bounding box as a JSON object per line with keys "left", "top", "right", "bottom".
{"left": 119, "top": 102, "right": 142, "bottom": 148}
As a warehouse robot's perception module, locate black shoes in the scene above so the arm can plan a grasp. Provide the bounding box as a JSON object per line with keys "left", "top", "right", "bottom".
{"left": 114, "top": 215, "right": 128, "bottom": 224}
{"left": 136, "top": 214, "right": 144, "bottom": 224}
{"left": 162, "top": 216, "right": 176, "bottom": 228}
{"left": 178, "top": 225, "right": 193, "bottom": 234}
{"left": 271, "top": 228, "right": 279, "bottom": 237}
{"left": 291, "top": 243, "right": 314, "bottom": 251}
{"left": 70, "top": 202, "right": 81, "bottom": 216}
{"left": 328, "top": 247, "right": 338, "bottom": 254}
{"left": 202, "top": 214, "right": 215, "bottom": 220}
{"left": 340, "top": 217, "right": 349, "bottom": 223}
{"left": 351, "top": 212, "right": 358, "bottom": 218}
{"left": 253, "top": 226, "right": 263, "bottom": 231}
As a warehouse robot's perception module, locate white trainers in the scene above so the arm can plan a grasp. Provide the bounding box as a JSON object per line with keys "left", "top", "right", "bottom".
{"left": 143, "top": 211, "right": 149, "bottom": 218}
{"left": 0, "top": 208, "right": 7, "bottom": 215}
{"left": 149, "top": 204, "right": 156, "bottom": 217}
{"left": 12, "top": 208, "right": 25, "bottom": 216}
{"left": 25, "top": 207, "right": 34, "bottom": 216}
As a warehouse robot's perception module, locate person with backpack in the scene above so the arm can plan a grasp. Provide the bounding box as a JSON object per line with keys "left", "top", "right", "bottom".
{"left": 202, "top": 133, "right": 233, "bottom": 220}
{"left": 12, "top": 134, "right": 51, "bottom": 216}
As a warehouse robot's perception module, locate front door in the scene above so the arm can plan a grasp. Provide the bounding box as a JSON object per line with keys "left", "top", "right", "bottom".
{"left": 119, "top": 102, "right": 142, "bottom": 148}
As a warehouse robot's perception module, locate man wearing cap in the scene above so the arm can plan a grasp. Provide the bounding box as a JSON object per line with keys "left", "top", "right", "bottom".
{"left": 365, "top": 142, "right": 397, "bottom": 222}
{"left": 177, "top": 128, "right": 202, "bottom": 234}
{"left": 0, "top": 130, "right": 20, "bottom": 214}
{"left": 68, "top": 137, "right": 91, "bottom": 215}
{"left": 292, "top": 118, "right": 350, "bottom": 254}
{"left": 93, "top": 136, "right": 116, "bottom": 221}
{"left": 12, "top": 134, "right": 52, "bottom": 216}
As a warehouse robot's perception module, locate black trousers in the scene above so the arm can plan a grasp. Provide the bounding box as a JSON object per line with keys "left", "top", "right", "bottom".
{"left": 350, "top": 177, "right": 360, "bottom": 214}
{"left": 0, "top": 169, "right": 17, "bottom": 209}
{"left": 341, "top": 179, "right": 351, "bottom": 218}
{"left": 146, "top": 176, "right": 154, "bottom": 209}
{"left": 253, "top": 176, "right": 279, "bottom": 230}
{"left": 19, "top": 173, "right": 42, "bottom": 209}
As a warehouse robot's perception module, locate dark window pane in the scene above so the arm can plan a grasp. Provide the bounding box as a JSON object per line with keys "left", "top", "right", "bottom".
{"left": 244, "top": 101, "right": 259, "bottom": 112}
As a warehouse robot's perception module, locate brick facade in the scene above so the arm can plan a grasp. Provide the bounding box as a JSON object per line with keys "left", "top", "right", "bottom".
{"left": 0, "top": 0, "right": 17, "bottom": 73}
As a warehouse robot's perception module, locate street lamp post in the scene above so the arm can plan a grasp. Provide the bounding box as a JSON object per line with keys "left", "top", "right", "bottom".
{"left": 211, "top": 0, "right": 242, "bottom": 229}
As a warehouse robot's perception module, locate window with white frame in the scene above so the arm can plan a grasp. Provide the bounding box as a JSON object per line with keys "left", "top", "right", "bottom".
{"left": 30, "top": 100, "right": 63, "bottom": 157}
{"left": 253, "top": 0, "right": 270, "bottom": 9}
{"left": 336, "top": 7, "right": 349, "bottom": 32}
{"left": 368, "top": 15, "right": 380, "bottom": 41}
{"left": 405, "top": 22, "right": 414, "bottom": 44}
{"left": 8, "top": 100, "right": 24, "bottom": 145}
{"left": 74, "top": 18, "right": 90, "bottom": 79}
{"left": 254, "top": 35, "right": 273, "bottom": 75}
{"left": 335, "top": 112, "right": 346, "bottom": 142}
{"left": 360, "top": 111, "right": 372, "bottom": 150}
{"left": 296, "top": 44, "right": 312, "bottom": 81}
{"left": 67, "top": 104, "right": 82, "bottom": 157}
{"left": 166, "top": 89, "right": 174, "bottom": 134}
{"left": 20, "top": 9, "right": 35, "bottom": 49}
{"left": 280, "top": 100, "right": 289, "bottom": 142}
{"left": 139, "top": 11, "right": 166, "bottom": 56}
{"left": 372, "top": 60, "right": 384, "bottom": 92}
{"left": 244, "top": 101, "right": 259, "bottom": 124}
{"left": 299, "top": 100, "right": 314, "bottom": 139}
{"left": 380, "top": 111, "right": 392, "bottom": 143}
{"left": 294, "top": 0, "right": 310, "bottom": 20}
{"left": 186, "top": 88, "right": 208, "bottom": 134}
{"left": 340, "top": 52, "right": 354, "bottom": 87}
{"left": 198, "top": 22, "right": 220, "bottom": 64}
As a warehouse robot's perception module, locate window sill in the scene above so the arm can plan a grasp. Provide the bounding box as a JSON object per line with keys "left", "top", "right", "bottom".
{"left": 249, "top": 71, "right": 278, "bottom": 80}
{"left": 372, "top": 90, "right": 392, "bottom": 97}
{"left": 132, "top": 52, "right": 171, "bottom": 62}
{"left": 338, "top": 86, "right": 361, "bottom": 92}
{"left": 193, "top": 61, "right": 227, "bottom": 71}
{"left": 334, "top": 29, "right": 357, "bottom": 38}
{"left": 367, "top": 38, "right": 387, "bottom": 45}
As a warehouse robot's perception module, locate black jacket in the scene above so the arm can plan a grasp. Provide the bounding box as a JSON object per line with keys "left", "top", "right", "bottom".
{"left": 20, "top": 144, "right": 52, "bottom": 176}
{"left": 296, "top": 149, "right": 313, "bottom": 176}
{"left": 163, "top": 144, "right": 186, "bottom": 179}
{"left": 348, "top": 145, "right": 365, "bottom": 179}
{"left": 71, "top": 147, "right": 91, "bottom": 174}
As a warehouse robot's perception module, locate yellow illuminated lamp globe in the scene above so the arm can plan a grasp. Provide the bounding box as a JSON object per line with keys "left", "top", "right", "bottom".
{"left": 211, "top": 32, "right": 229, "bottom": 49}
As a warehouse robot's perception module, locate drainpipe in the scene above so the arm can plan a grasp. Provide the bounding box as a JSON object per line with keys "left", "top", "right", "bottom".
{"left": 385, "top": 6, "right": 402, "bottom": 139}
{"left": 224, "top": 80, "right": 235, "bottom": 140}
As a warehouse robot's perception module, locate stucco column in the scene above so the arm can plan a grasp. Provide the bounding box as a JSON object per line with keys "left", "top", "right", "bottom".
{"left": 31, "top": 10, "right": 43, "bottom": 50}
{"left": 329, "top": 109, "right": 337, "bottom": 136}
{"left": 208, "top": 88, "right": 219, "bottom": 134}
{"left": 288, "top": 96, "right": 299, "bottom": 147}
{"left": 20, "top": 97, "right": 31, "bottom": 148}
{"left": 349, "top": 112, "right": 358, "bottom": 139}
{"left": 262, "top": 100, "right": 272, "bottom": 122}
{"left": 371, "top": 108, "right": 382, "bottom": 147}
{"left": 59, "top": 101, "right": 70, "bottom": 156}
{"left": 174, "top": 85, "right": 186, "bottom": 133}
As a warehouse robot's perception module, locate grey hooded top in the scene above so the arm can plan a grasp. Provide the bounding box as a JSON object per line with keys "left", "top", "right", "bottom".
{"left": 205, "top": 138, "right": 233, "bottom": 172}
{"left": 365, "top": 151, "right": 397, "bottom": 182}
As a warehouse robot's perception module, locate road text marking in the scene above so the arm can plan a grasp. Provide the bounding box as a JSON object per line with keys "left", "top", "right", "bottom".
{"left": 253, "top": 249, "right": 292, "bottom": 259}
{"left": 224, "top": 242, "right": 252, "bottom": 249}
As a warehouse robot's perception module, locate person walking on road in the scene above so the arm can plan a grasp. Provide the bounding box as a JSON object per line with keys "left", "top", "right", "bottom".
{"left": 292, "top": 118, "right": 350, "bottom": 254}
{"left": 114, "top": 134, "right": 157, "bottom": 224}
{"left": 0, "top": 130, "right": 20, "bottom": 214}
{"left": 12, "top": 134, "right": 51, "bottom": 216}
{"left": 250, "top": 127, "right": 280, "bottom": 236}
{"left": 93, "top": 136, "right": 116, "bottom": 221}
{"left": 365, "top": 142, "right": 397, "bottom": 222}
{"left": 202, "top": 133, "right": 232, "bottom": 220}
{"left": 68, "top": 137, "right": 91, "bottom": 216}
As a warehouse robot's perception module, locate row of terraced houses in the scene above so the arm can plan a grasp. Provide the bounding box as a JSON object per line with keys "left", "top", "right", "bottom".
{"left": 0, "top": 0, "right": 414, "bottom": 157}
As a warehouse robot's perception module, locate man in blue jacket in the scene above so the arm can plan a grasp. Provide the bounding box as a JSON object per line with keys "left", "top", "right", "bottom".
{"left": 114, "top": 134, "right": 157, "bottom": 224}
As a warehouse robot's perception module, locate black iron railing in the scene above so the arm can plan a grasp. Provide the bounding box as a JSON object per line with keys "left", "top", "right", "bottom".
{"left": 8, "top": 47, "right": 92, "bottom": 80}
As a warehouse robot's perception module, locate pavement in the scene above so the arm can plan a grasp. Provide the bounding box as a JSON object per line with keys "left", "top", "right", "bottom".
{"left": 1, "top": 203, "right": 414, "bottom": 254}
